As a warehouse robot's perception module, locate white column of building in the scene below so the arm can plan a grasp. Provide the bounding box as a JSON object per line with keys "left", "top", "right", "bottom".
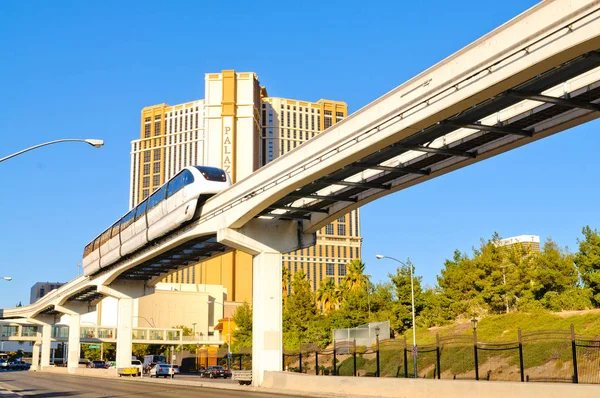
{"left": 116, "top": 297, "right": 134, "bottom": 369}
{"left": 41, "top": 324, "right": 52, "bottom": 368}
{"left": 67, "top": 312, "right": 81, "bottom": 374}
{"left": 252, "top": 251, "right": 283, "bottom": 386}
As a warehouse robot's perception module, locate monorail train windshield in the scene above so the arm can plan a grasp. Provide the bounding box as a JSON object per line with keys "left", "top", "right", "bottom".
{"left": 194, "top": 166, "right": 227, "bottom": 181}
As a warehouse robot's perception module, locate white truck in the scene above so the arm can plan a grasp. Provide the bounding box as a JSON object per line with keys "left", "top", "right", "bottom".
{"left": 232, "top": 370, "right": 252, "bottom": 385}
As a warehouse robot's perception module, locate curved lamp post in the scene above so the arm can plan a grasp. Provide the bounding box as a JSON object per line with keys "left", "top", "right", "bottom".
{"left": 2, "top": 277, "right": 12, "bottom": 281}
{"left": 0, "top": 138, "right": 104, "bottom": 163}
{"left": 376, "top": 254, "right": 418, "bottom": 378}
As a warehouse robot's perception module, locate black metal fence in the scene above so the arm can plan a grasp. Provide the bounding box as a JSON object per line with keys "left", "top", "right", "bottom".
{"left": 277, "top": 324, "right": 600, "bottom": 384}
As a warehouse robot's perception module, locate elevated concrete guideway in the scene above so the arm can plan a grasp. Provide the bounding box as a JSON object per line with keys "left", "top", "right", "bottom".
{"left": 2, "top": 0, "right": 600, "bottom": 388}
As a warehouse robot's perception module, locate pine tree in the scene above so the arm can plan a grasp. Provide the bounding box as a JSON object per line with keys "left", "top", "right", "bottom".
{"left": 389, "top": 259, "right": 423, "bottom": 333}
{"left": 283, "top": 270, "right": 317, "bottom": 343}
{"left": 574, "top": 226, "right": 600, "bottom": 306}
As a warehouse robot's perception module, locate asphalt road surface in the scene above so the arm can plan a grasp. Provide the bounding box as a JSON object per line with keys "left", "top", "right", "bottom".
{"left": 0, "top": 371, "right": 309, "bottom": 398}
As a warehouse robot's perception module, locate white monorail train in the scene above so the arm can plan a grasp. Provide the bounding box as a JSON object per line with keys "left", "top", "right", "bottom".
{"left": 82, "top": 166, "right": 232, "bottom": 276}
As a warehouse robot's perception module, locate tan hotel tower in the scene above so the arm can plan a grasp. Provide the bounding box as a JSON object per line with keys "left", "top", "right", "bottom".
{"left": 130, "top": 70, "right": 362, "bottom": 303}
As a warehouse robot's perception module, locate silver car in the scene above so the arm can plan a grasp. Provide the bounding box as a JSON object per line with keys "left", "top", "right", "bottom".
{"left": 150, "top": 363, "right": 175, "bottom": 378}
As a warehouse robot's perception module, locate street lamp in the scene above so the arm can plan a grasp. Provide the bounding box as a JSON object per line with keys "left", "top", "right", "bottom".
{"left": 471, "top": 317, "right": 479, "bottom": 380}
{"left": 374, "top": 326, "right": 380, "bottom": 377}
{"left": 0, "top": 138, "right": 104, "bottom": 163}
{"left": 2, "top": 277, "right": 12, "bottom": 281}
{"left": 376, "top": 254, "right": 418, "bottom": 378}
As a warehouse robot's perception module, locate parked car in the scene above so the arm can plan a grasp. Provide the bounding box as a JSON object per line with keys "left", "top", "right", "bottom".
{"left": 88, "top": 360, "right": 106, "bottom": 369}
{"left": 150, "top": 363, "right": 175, "bottom": 378}
{"left": 171, "top": 365, "right": 180, "bottom": 375}
{"left": 9, "top": 361, "right": 30, "bottom": 370}
{"left": 201, "top": 365, "right": 231, "bottom": 379}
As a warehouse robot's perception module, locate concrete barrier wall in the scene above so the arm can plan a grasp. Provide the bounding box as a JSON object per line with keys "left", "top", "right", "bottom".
{"left": 261, "top": 372, "right": 599, "bottom": 398}
{"left": 36, "top": 366, "right": 119, "bottom": 378}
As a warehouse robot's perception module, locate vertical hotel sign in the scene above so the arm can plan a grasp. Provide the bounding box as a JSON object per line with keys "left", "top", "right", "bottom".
{"left": 222, "top": 117, "right": 235, "bottom": 182}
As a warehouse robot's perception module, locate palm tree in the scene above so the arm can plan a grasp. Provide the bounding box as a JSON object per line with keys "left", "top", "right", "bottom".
{"left": 282, "top": 265, "right": 290, "bottom": 303}
{"left": 316, "top": 278, "right": 338, "bottom": 313}
{"left": 343, "top": 259, "right": 368, "bottom": 294}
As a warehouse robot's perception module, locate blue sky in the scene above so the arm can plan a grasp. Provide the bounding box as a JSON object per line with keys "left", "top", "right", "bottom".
{"left": 2, "top": 0, "right": 599, "bottom": 309}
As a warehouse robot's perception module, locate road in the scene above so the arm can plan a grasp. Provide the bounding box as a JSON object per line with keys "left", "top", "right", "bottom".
{"left": 0, "top": 371, "right": 307, "bottom": 398}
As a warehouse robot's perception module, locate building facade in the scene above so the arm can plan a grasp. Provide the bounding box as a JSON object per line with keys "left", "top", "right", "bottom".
{"left": 496, "top": 235, "right": 541, "bottom": 253}
{"left": 30, "top": 282, "right": 65, "bottom": 304}
{"left": 130, "top": 70, "right": 362, "bottom": 299}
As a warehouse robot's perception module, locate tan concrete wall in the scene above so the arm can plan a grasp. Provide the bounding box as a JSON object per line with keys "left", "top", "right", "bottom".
{"left": 137, "top": 290, "right": 211, "bottom": 334}
{"left": 261, "top": 371, "right": 599, "bottom": 398}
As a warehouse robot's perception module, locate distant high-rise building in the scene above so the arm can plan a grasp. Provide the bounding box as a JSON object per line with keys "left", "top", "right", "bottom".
{"left": 30, "top": 282, "right": 65, "bottom": 304}
{"left": 262, "top": 97, "right": 361, "bottom": 293}
{"left": 496, "top": 235, "right": 541, "bottom": 253}
{"left": 129, "top": 70, "right": 362, "bottom": 300}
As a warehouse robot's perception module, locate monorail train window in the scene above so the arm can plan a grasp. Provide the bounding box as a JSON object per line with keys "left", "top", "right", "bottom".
{"left": 83, "top": 243, "right": 93, "bottom": 258}
{"left": 93, "top": 237, "right": 101, "bottom": 251}
{"left": 193, "top": 166, "right": 226, "bottom": 181}
{"left": 135, "top": 200, "right": 148, "bottom": 222}
{"left": 110, "top": 221, "right": 121, "bottom": 238}
{"left": 148, "top": 185, "right": 167, "bottom": 210}
{"left": 121, "top": 209, "right": 135, "bottom": 230}
{"left": 100, "top": 229, "right": 111, "bottom": 245}
{"left": 167, "top": 169, "right": 194, "bottom": 197}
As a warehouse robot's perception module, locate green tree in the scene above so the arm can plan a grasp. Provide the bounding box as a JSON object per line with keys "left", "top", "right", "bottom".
{"left": 231, "top": 302, "right": 252, "bottom": 352}
{"left": 574, "top": 226, "right": 600, "bottom": 306}
{"left": 282, "top": 265, "right": 290, "bottom": 304}
{"left": 342, "top": 259, "right": 368, "bottom": 295}
{"left": 529, "top": 239, "right": 577, "bottom": 300}
{"left": 283, "top": 270, "right": 317, "bottom": 350}
{"left": 132, "top": 344, "right": 151, "bottom": 359}
{"left": 316, "top": 277, "right": 339, "bottom": 313}
{"left": 172, "top": 325, "right": 197, "bottom": 353}
{"left": 438, "top": 249, "right": 486, "bottom": 318}
{"left": 389, "top": 259, "right": 423, "bottom": 333}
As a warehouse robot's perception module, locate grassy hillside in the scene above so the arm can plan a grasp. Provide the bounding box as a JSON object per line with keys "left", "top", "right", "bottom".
{"left": 410, "top": 309, "right": 600, "bottom": 344}
{"left": 290, "top": 310, "right": 600, "bottom": 383}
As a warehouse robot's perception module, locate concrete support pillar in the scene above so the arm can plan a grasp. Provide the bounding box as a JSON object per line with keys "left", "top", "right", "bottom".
{"left": 217, "top": 219, "right": 314, "bottom": 386}
{"left": 41, "top": 324, "right": 52, "bottom": 368}
{"left": 252, "top": 251, "right": 283, "bottom": 386}
{"left": 96, "top": 280, "right": 148, "bottom": 370}
{"left": 116, "top": 297, "right": 134, "bottom": 369}
{"left": 31, "top": 343, "right": 40, "bottom": 371}
{"left": 67, "top": 312, "right": 81, "bottom": 374}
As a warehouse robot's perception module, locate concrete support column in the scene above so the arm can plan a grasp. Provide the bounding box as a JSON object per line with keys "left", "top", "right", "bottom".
{"left": 31, "top": 343, "right": 40, "bottom": 371}
{"left": 116, "top": 297, "right": 134, "bottom": 369}
{"left": 67, "top": 312, "right": 81, "bottom": 374}
{"left": 41, "top": 324, "right": 52, "bottom": 368}
{"left": 217, "top": 219, "right": 315, "bottom": 387}
{"left": 252, "top": 251, "right": 283, "bottom": 386}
